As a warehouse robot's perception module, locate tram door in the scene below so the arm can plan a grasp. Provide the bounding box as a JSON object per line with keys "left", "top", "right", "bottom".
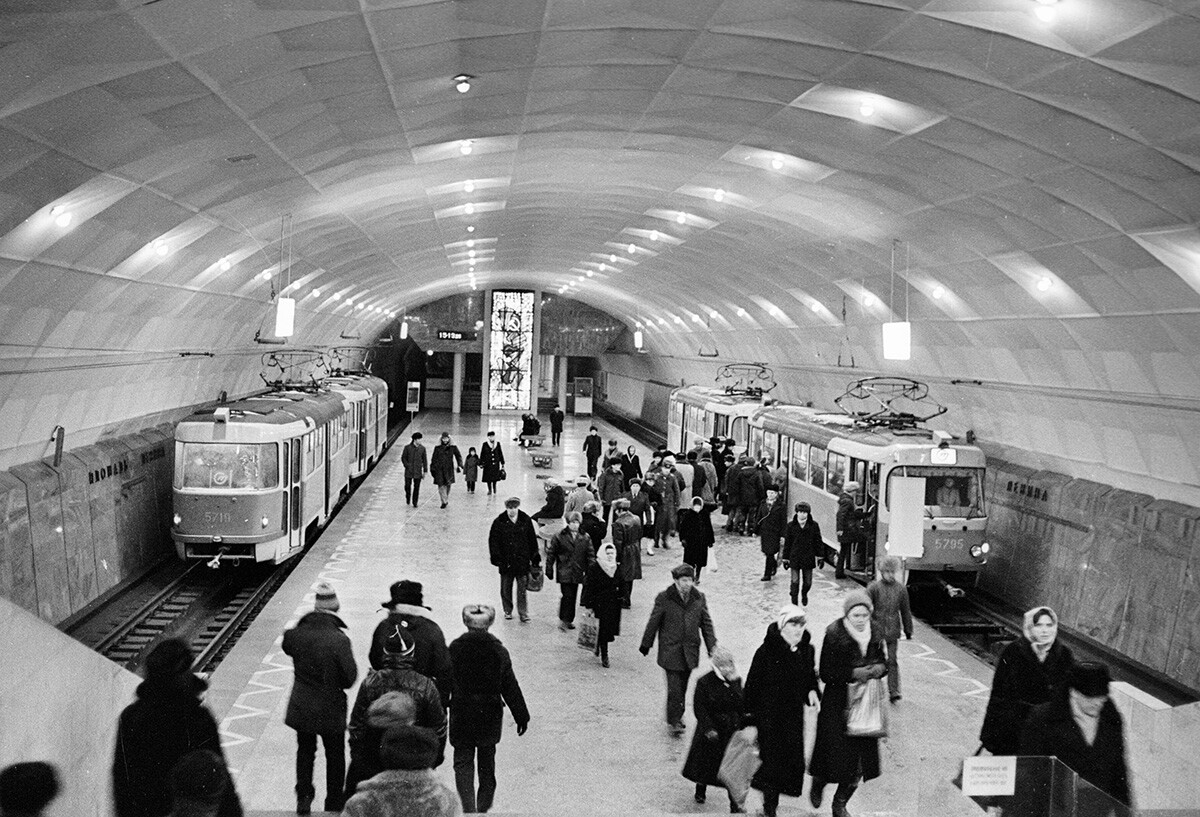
{"left": 286, "top": 438, "right": 303, "bottom": 552}
{"left": 357, "top": 401, "right": 368, "bottom": 471}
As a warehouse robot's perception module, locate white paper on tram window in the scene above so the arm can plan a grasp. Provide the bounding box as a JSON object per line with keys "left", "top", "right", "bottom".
{"left": 887, "top": 477, "right": 926, "bottom": 558}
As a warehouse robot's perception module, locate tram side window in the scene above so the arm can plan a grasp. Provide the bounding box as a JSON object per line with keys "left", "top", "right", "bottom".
{"left": 715, "top": 414, "right": 729, "bottom": 439}
{"left": 762, "top": 432, "right": 778, "bottom": 468}
{"left": 179, "top": 442, "right": 279, "bottom": 490}
{"left": 791, "top": 441, "right": 809, "bottom": 482}
{"left": 315, "top": 426, "right": 325, "bottom": 466}
{"left": 750, "top": 426, "right": 764, "bottom": 460}
{"left": 809, "top": 445, "right": 826, "bottom": 490}
{"left": 826, "top": 451, "right": 846, "bottom": 494}
{"left": 305, "top": 433, "right": 315, "bottom": 476}
{"left": 731, "top": 417, "right": 748, "bottom": 448}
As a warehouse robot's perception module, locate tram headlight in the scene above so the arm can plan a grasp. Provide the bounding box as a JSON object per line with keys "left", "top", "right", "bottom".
{"left": 173, "top": 513, "right": 182, "bottom": 526}
{"left": 981, "top": 542, "right": 990, "bottom": 554}
{"left": 261, "top": 516, "right": 270, "bottom": 528}
{"left": 970, "top": 545, "right": 983, "bottom": 558}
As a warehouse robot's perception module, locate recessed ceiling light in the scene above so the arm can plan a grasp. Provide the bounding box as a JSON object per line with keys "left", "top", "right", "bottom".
{"left": 454, "top": 74, "right": 473, "bottom": 94}
{"left": 260, "top": 269, "right": 272, "bottom": 280}
{"left": 931, "top": 285, "right": 945, "bottom": 300}
{"left": 464, "top": 203, "right": 475, "bottom": 214}
{"left": 810, "top": 301, "right": 822, "bottom": 312}
{"left": 467, "top": 239, "right": 475, "bottom": 248}
{"left": 312, "top": 288, "right": 321, "bottom": 297}
{"left": 609, "top": 254, "right": 616, "bottom": 263}
{"left": 51, "top": 206, "right": 72, "bottom": 227}
{"left": 628, "top": 243, "right": 636, "bottom": 253}
{"left": 459, "top": 140, "right": 473, "bottom": 155}
{"left": 586, "top": 270, "right": 594, "bottom": 277}
{"left": 219, "top": 258, "right": 231, "bottom": 272}
{"left": 859, "top": 97, "right": 876, "bottom": 117}
{"left": 467, "top": 225, "right": 475, "bottom": 233}
{"left": 676, "top": 212, "right": 686, "bottom": 225}
{"left": 737, "top": 307, "right": 747, "bottom": 317}
{"left": 464, "top": 180, "right": 475, "bottom": 193}
{"left": 1037, "top": 276, "right": 1053, "bottom": 291}
{"left": 771, "top": 157, "right": 783, "bottom": 170}
{"left": 714, "top": 189, "right": 725, "bottom": 202}
{"left": 468, "top": 250, "right": 476, "bottom": 258}
{"left": 862, "top": 293, "right": 876, "bottom": 307}
{"left": 598, "top": 263, "right": 605, "bottom": 272}
{"left": 650, "top": 230, "right": 659, "bottom": 241}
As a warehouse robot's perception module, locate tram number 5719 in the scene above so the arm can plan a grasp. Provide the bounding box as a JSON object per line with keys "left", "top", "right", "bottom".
{"left": 204, "top": 511, "right": 232, "bottom": 525}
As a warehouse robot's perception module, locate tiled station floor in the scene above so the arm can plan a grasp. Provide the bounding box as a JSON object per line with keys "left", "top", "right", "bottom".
{"left": 206, "top": 411, "right": 994, "bottom": 816}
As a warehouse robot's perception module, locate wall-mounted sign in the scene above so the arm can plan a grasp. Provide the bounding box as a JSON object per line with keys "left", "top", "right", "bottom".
{"left": 405, "top": 382, "right": 421, "bottom": 412}
{"left": 437, "top": 330, "right": 477, "bottom": 341}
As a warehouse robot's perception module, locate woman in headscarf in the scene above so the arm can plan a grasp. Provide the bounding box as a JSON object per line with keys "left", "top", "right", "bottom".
{"left": 980, "top": 606, "right": 1074, "bottom": 756}
{"left": 682, "top": 645, "right": 745, "bottom": 812}
{"left": 809, "top": 590, "right": 887, "bottom": 817}
{"left": 581, "top": 542, "right": 623, "bottom": 667}
{"left": 743, "top": 606, "right": 819, "bottom": 817}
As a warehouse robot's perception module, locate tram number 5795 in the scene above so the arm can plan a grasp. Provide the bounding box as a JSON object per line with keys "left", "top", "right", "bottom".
{"left": 933, "top": 537, "right": 964, "bottom": 549}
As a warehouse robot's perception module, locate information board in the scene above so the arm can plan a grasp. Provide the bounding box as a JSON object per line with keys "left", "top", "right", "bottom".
{"left": 406, "top": 381, "right": 421, "bottom": 412}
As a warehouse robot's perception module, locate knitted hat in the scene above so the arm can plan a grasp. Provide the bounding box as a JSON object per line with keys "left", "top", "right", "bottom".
{"left": 379, "top": 725, "right": 439, "bottom": 771}
{"left": 368, "top": 691, "right": 416, "bottom": 727}
{"left": 842, "top": 588, "right": 874, "bottom": 616}
{"left": 313, "top": 581, "right": 340, "bottom": 613}
{"left": 169, "top": 751, "right": 228, "bottom": 806}
{"left": 0, "top": 762, "right": 60, "bottom": 815}
{"left": 671, "top": 563, "right": 695, "bottom": 579}
{"left": 383, "top": 580, "right": 425, "bottom": 609}
{"left": 1068, "top": 662, "right": 1111, "bottom": 697}
{"left": 462, "top": 604, "right": 496, "bottom": 630}
{"left": 144, "top": 637, "right": 194, "bottom": 682}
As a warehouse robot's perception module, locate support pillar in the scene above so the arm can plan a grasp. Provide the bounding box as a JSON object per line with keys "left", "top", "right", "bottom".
{"left": 451, "top": 352, "right": 465, "bottom": 414}
{"left": 557, "top": 356, "right": 568, "bottom": 407}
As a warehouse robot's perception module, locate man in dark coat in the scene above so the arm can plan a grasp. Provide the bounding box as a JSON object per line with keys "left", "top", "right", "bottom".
{"left": 582, "top": 426, "right": 603, "bottom": 478}
{"left": 581, "top": 500, "right": 607, "bottom": 554}
{"left": 639, "top": 564, "right": 718, "bottom": 735}
{"left": 368, "top": 580, "right": 454, "bottom": 706}
{"left": 549, "top": 404, "right": 565, "bottom": 445}
{"left": 757, "top": 488, "right": 787, "bottom": 581}
{"left": 622, "top": 481, "right": 652, "bottom": 550}
{"left": 677, "top": 497, "right": 715, "bottom": 583}
{"left": 282, "top": 583, "right": 358, "bottom": 814}
{"left": 1019, "top": 662, "right": 1131, "bottom": 811}
{"left": 448, "top": 604, "right": 530, "bottom": 813}
{"left": 488, "top": 497, "right": 541, "bottom": 622}
{"left": 610, "top": 498, "right": 643, "bottom": 608}
{"left": 113, "top": 639, "right": 243, "bottom": 817}
{"left": 429, "top": 432, "right": 463, "bottom": 509}
{"left": 834, "top": 481, "right": 861, "bottom": 578}
{"left": 781, "top": 502, "right": 823, "bottom": 606}
{"left": 479, "top": 430, "right": 505, "bottom": 495}
{"left": 596, "top": 460, "right": 625, "bottom": 523}
{"left": 400, "top": 432, "right": 428, "bottom": 507}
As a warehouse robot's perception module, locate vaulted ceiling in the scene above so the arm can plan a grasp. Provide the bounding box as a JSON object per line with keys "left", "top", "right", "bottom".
{"left": 1, "top": 0, "right": 1199, "bottom": 491}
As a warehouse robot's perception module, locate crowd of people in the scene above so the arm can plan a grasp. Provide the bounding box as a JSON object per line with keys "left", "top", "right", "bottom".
{"left": 5, "top": 416, "right": 1132, "bottom": 817}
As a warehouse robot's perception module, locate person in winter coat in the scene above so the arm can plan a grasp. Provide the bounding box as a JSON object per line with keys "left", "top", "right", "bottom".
{"left": 638, "top": 564, "right": 719, "bottom": 735}
{"left": 620, "top": 445, "right": 643, "bottom": 485}
{"left": 677, "top": 496, "right": 715, "bottom": 583}
{"left": 681, "top": 645, "right": 744, "bottom": 811}
{"left": 564, "top": 476, "right": 596, "bottom": 518}
{"left": 866, "top": 556, "right": 913, "bottom": 702}
{"left": 346, "top": 633, "right": 448, "bottom": 796}
{"left": 345, "top": 693, "right": 423, "bottom": 801}
{"left": 674, "top": 454, "right": 695, "bottom": 510}
{"left": 581, "top": 542, "right": 623, "bottom": 667}
{"left": 1, "top": 762, "right": 60, "bottom": 817}
{"left": 596, "top": 460, "right": 626, "bottom": 523}
{"left": 720, "top": 454, "right": 739, "bottom": 525}
{"left": 744, "top": 606, "right": 820, "bottom": 817}
{"left": 530, "top": 480, "right": 567, "bottom": 544}
{"left": 834, "top": 481, "right": 861, "bottom": 578}
{"left": 583, "top": 426, "right": 603, "bottom": 478}
{"left": 282, "top": 583, "right": 358, "bottom": 814}
{"left": 448, "top": 605, "right": 530, "bottom": 814}
{"left": 980, "top": 606, "right": 1075, "bottom": 756}
{"left": 1019, "top": 662, "right": 1131, "bottom": 812}
{"left": 167, "top": 750, "right": 234, "bottom": 817}
{"left": 621, "top": 481, "right": 653, "bottom": 552}
{"left": 429, "top": 433, "right": 464, "bottom": 509}
{"left": 478, "top": 431, "right": 505, "bottom": 496}
{"left": 610, "top": 498, "right": 643, "bottom": 609}
{"left": 781, "top": 502, "right": 823, "bottom": 606}
{"left": 369, "top": 581, "right": 454, "bottom": 706}
{"left": 547, "top": 512, "right": 595, "bottom": 630}
{"left": 757, "top": 488, "right": 787, "bottom": 581}
{"left": 603, "top": 439, "right": 621, "bottom": 468}
{"left": 401, "top": 433, "right": 429, "bottom": 507}
{"left": 342, "top": 725, "right": 462, "bottom": 817}
{"left": 650, "top": 457, "right": 682, "bottom": 547}
{"left": 581, "top": 500, "right": 607, "bottom": 553}
{"left": 488, "top": 498, "right": 541, "bottom": 622}
{"left": 695, "top": 451, "right": 719, "bottom": 508}
{"left": 112, "top": 639, "right": 243, "bottom": 817}
{"left": 462, "top": 448, "right": 480, "bottom": 494}
{"left": 549, "top": 405, "right": 565, "bottom": 445}
{"left": 810, "top": 590, "right": 888, "bottom": 817}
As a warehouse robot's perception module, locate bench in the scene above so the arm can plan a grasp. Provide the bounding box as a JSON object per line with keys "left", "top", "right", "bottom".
{"left": 519, "top": 434, "right": 546, "bottom": 447}
{"left": 529, "top": 449, "right": 556, "bottom": 468}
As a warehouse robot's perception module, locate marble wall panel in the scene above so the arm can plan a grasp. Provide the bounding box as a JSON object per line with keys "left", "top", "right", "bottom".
{"left": 1118, "top": 593, "right": 1176, "bottom": 672}
{"left": 1144, "top": 499, "right": 1200, "bottom": 561}
{"left": 72, "top": 444, "right": 121, "bottom": 595}
{"left": 126, "top": 429, "right": 173, "bottom": 565}
{"left": 1058, "top": 478, "right": 1112, "bottom": 529}
{"left": 0, "top": 471, "right": 34, "bottom": 612}
{"left": 55, "top": 452, "right": 98, "bottom": 615}
{"left": 9, "top": 461, "right": 69, "bottom": 621}
{"left": 96, "top": 437, "right": 153, "bottom": 572}
{"left": 1166, "top": 580, "right": 1200, "bottom": 681}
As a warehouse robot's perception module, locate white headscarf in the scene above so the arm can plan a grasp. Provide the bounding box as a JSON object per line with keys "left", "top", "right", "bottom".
{"left": 597, "top": 543, "right": 618, "bottom": 578}
{"left": 843, "top": 606, "right": 873, "bottom": 656}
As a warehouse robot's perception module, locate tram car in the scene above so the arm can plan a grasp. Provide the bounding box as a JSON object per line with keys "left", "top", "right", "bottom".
{"left": 666, "top": 385, "right": 764, "bottom": 455}
{"left": 171, "top": 380, "right": 387, "bottom": 565}
{"left": 323, "top": 373, "right": 389, "bottom": 478}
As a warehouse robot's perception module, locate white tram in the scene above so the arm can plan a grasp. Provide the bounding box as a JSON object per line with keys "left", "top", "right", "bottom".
{"left": 666, "top": 385, "right": 763, "bottom": 455}
{"left": 324, "top": 373, "right": 389, "bottom": 478}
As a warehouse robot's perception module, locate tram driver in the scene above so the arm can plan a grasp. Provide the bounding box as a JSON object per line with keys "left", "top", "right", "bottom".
{"left": 935, "top": 477, "right": 963, "bottom": 507}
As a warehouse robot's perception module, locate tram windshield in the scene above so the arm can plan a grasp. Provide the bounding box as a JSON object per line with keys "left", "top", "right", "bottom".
{"left": 885, "top": 466, "right": 985, "bottom": 518}
{"left": 175, "top": 441, "right": 280, "bottom": 490}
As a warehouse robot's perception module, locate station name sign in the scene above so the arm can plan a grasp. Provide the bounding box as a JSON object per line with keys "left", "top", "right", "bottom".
{"left": 437, "top": 330, "right": 477, "bottom": 341}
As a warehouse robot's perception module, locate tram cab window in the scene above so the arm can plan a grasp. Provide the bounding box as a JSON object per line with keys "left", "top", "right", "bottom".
{"left": 885, "top": 467, "right": 985, "bottom": 517}
{"left": 791, "top": 442, "right": 809, "bottom": 482}
{"left": 178, "top": 442, "right": 279, "bottom": 490}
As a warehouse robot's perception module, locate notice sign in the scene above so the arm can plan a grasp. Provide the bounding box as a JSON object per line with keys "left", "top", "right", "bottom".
{"left": 961, "top": 756, "right": 1016, "bottom": 797}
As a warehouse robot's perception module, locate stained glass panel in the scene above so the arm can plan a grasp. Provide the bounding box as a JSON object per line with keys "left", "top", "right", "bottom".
{"left": 488, "top": 290, "right": 534, "bottom": 410}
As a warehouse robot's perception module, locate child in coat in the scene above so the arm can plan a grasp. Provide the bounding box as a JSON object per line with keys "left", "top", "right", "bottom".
{"left": 867, "top": 555, "right": 913, "bottom": 702}
{"left": 463, "top": 448, "right": 480, "bottom": 493}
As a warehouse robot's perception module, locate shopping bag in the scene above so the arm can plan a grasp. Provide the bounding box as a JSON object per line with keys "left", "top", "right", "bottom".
{"left": 526, "top": 564, "right": 544, "bottom": 592}
{"left": 707, "top": 545, "right": 718, "bottom": 573}
{"left": 844, "top": 678, "right": 888, "bottom": 738}
{"left": 576, "top": 611, "right": 599, "bottom": 651}
{"left": 717, "top": 726, "right": 761, "bottom": 809}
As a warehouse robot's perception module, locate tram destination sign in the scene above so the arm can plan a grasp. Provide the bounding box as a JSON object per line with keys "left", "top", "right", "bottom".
{"left": 437, "top": 330, "right": 477, "bottom": 341}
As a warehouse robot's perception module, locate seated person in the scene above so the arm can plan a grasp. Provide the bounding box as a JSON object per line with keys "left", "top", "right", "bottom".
{"left": 935, "top": 477, "right": 962, "bottom": 507}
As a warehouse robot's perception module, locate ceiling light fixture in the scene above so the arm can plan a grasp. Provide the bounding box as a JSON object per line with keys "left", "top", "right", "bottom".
{"left": 649, "top": 230, "right": 659, "bottom": 241}
{"left": 714, "top": 189, "right": 725, "bottom": 202}
{"left": 771, "top": 157, "right": 783, "bottom": 170}
{"left": 466, "top": 225, "right": 475, "bottom": 233}
{"left": 219, "top": 258, "right": 231, "bottom": 272}
{"left": 810, "top": 301, "right": 821, "bottom": 313}
{"left": 312, "top": 288, "right": 321, "bottom": 297}
{"left": 454, "top": 74, "right": 474, "bottom": 94}
{"left": 153, "top": 239, "right": 169, "bottom": 257}
{"left": 931, "top": 285, "right": 945, "bottom": 300}
{"left": 628, "top": 243, "right": 636, "bottom": 253}
{"left": 464, "top": 180, "right": 475, "bottom": 193}
{"left": 50, "top": 205, "right": 72, "bottom": 227}
{"left": 1037, "top": 276, "right": 1053, "bottom": 291}
{"left": 859, "top": 97, "right": 876, "bottom": 117}
{"left": 459, "top": 140, "right": 473, "bottom": 155}
{"left": 1034, "top": 5, "right": 1055, "bottom": 21}
{"left": 586, "top": 270, "right": 594, "bottom": 277}
{"left": 609, "top": 254, "right": 617, "bottom": 263}
{"left": 676, "top": 212, "right": 686, "bottom": 225}
{"left": 467, "top": 239, "right": 475, "bottom": 248}
{"left": 468, "top": 249, "right": 476, "bottom": 258}
{"left": 863, "top": 293, "right": 876, "bottom": 307}
{"left": 464, "top": 203, "right": 475, "bottom": 214}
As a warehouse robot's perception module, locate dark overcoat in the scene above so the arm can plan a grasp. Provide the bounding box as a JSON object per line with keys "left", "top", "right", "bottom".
{"left": 677, "top": 507, "right": 715, "bottom": 568}
{"left": 429, "top": 443, "right": 463, "bottom": 485}
{"left": 782, "top": 517, "right": 823, "bottom": 568}
{"left": 682, "top": 671, "right": 745, "bottom": 786}
{"left": 549, "top": 408, "right": 565, "bottom": 432}
{"left": 757, "top": 500, "right": 787, "bottom": 556}
{"left": 809, "top": 619, "right": 886, "bottom": 785}
{"left": 639, "top": 585, "right": 718, "bottom": 672}
{"left": 282, "top": 611, "right": 358, "bottom": 734}
{"left": 624, "top": 490, "right": 651, "bottom": 528}
{"left": 581, "top": 513, "right": 607, "bottom": 553}
{"left": 610, "top": 511, "right": 643, "bottom": 581}
{"left": 113, "top": 677, "right": 243, "bottom": 817}
{"left": 980, "top": 638, "right": 1074, "bottom": 755}
{"left": 620, "top": 453, "right": 643, "bottom": 483}
{"left": 479, "top": 440, "right": 505, "bottom": 482}
{"left": 547, "top": 527, "right": 594, "bottom": 584}
{"left": 580, "top": 561, "right": 623, "bottom": 643}
{"left": 400, "top": 442, "right": 428, "bottom": 478}
{"left": 463, "top": 453, "right": 479, "bottom": 483}
{"left": 735, "top": 462, "right": 764, "bottom": 506}
{"left": 447, "top": 630, "right": 530, "bottom": 747}
{"left": 367, "top": 606, "right": 454, "bottom": 706}
{"left": 745, "top": 624, "right": 818, "bottom": 796}
{"left": 1019, "top": 694, "right": 1131, "bottom": 807}
{"left": 488, "top": 510, "right": 541, "bottom": 576}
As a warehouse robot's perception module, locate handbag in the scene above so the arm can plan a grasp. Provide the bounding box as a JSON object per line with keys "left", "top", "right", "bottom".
{"left": 499, "top": 466, "right": 507, "bottom": 481}
{"left": 526, "top": 563, "right": 544, "bottom": 592}
{"left": 717, "top": 726, "right": 761, "bottom": 809}
{"left": 576, "top": 610, "right": 599, "bottom": 651}
{"left": 844, "top": 677, "right": 888, "bottom": 738}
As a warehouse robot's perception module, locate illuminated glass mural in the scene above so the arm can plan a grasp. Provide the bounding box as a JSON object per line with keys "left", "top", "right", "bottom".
{"left": 488, "top": 290, "right": 534, "bottom": 410}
